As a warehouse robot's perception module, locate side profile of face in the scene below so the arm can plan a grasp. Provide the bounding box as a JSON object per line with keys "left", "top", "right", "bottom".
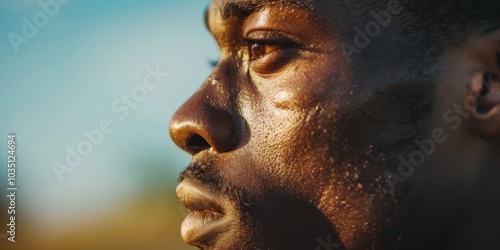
{"left": 170, "top": 0, "right": 500, "bottom": 249}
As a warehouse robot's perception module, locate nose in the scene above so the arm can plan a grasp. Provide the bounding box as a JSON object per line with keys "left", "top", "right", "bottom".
{"left": 169, "top": 81, "right": 239, "bottom": 155}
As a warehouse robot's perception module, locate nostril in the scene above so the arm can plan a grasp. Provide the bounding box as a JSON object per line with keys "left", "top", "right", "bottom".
{"left": 170, "top": 105, "right": 239, "bottom": 154}
{"left": 187, "top": 134, "right": 211, "bottom": 152}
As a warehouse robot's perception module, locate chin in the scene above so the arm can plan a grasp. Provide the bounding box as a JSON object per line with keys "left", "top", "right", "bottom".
{"left": 178, "top": 179, "right": 344, "bottom": 249}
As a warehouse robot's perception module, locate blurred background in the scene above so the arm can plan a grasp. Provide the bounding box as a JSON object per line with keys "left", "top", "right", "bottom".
{"left": 0, "top": 0, "right": 217, "bottom": 249}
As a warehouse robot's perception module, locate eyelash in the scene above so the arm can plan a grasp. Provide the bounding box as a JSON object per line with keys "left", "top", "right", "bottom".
{"left": 208, "top": 35, "right": 298, "bottom": 69}
{"left": 236, "top": 32, "right": 287, "bottom": 54}
{"left": 208, "top": 59, "right": 218, "bottom": 68}
{"left": 208, "top": 40, "right": 280, "bottom": 68}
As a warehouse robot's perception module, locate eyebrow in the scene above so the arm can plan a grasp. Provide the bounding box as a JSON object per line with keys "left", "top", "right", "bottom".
{"left": 204, "top": 0, "right": 312, "bottom": 31}
{"left": 221, "top": 1, "right": 265, "bottom": 19}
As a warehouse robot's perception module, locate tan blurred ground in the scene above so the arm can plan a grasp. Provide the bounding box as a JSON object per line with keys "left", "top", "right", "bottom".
{"left": 0, "top": 191, "right": 195, "bottom": 250}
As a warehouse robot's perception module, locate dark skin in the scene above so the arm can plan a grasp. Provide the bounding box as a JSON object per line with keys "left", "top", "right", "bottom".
{"left": 170, "top": 0, "right": 500, "bottom": 249}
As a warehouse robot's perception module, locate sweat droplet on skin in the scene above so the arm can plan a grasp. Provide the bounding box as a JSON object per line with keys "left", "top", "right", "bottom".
{"left": 271, "top": 90, "right": 302, "bottom": 110}
{"left": 211, "top": 78, "right": 218, "bottom": 85}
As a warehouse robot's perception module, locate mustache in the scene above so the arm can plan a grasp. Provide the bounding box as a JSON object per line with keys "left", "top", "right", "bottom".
{"left": 178, "top": 162, "right": 225, "bottom": 193}
{"left": 178, "top": 161, "right": 246, "bottom": 206}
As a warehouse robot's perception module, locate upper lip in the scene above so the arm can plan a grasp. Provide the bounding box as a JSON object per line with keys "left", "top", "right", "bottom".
{"left": 177, "top": 179, "right": 225, "bottom": 215}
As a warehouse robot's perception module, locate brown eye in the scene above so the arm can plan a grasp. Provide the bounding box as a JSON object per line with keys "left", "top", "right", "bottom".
{"left": 249, "top": 43, "right": 279, "bottom": 60}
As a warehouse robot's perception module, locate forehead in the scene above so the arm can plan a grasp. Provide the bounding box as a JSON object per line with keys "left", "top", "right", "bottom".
{"left": 206, "top": 0, "right": 385, "bottom": 33}
{"left": 211, "top": 0, "right": 315, "bottom": 16}
{"left": 206, "top": 0, "right": 339, "bottom": 36}
{"left": 208, "top": 0, "right": 383, "bottom": 15}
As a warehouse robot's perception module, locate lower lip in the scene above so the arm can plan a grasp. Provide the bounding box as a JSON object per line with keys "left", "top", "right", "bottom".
{"left": 181, "top": 210, "right": 225, "bottom": 242}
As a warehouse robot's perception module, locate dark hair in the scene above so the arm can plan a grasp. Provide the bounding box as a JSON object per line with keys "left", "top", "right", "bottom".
{"left": 419, "top": 0, "right": 500, "bottom": 27}
{"left": 398, "top": 0, "right": 500, "bottom": 53}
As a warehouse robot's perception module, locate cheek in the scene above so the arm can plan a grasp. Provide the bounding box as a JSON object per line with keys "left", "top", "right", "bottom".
{"left": 262, "top": 63, "right": 342, "bottom": 109}
{"left": 243, "top": 91, "right": 342, "bottom": 200}
{"left": 240, "top": 57, "right": 354, "bottom": 193}
{"left": 246, "top": 104, "right": 304, "bottom": 180}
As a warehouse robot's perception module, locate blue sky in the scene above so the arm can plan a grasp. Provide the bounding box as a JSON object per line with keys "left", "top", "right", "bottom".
{"left": 0, "top": 0, "right": 218, "bottom": 232}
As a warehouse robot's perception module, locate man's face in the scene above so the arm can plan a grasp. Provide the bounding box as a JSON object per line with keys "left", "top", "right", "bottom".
{"left": 170, "top": 0, "right": 500, "bottom": 249}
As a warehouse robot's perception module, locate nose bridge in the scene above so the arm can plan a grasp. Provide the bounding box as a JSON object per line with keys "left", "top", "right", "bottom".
{"left": 169, "top": 64, "right": 241, "bottom": 155}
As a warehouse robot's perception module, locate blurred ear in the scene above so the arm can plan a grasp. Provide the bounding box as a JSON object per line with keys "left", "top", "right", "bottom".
{"left": 467, "top": 28, "right": 500, "bottom": 141}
